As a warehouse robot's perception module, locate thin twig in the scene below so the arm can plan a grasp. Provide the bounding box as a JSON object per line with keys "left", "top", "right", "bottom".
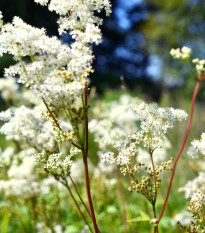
{"left": 68, "top": 175, "right": 92, "bottom": 219}
{"left": 115, "top": 165, "right": 127, "bottom": 233}
{"left": 150, "top": 153, "right": 157, "bottom": 204}
{"left": 150, "top": 153, "right": 159, "bottom": 233}
{"left": 42, "top": 97, "right": 62, "bottom": 131}
{"left": 56, "top": 178, "right": 94, "bottom": 233}
{"left": 42, "top": 97, "right": 81, "bottom": 149}
{"left": 68, "top": 175, "right": 102, "bottom": 233}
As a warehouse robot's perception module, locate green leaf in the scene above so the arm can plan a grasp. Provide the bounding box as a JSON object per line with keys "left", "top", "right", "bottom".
{"left": 1, "top": 212, "right": 11, "bottom": 233}
{"left": 128, "top": 211, "right": 151, "bottom": 223}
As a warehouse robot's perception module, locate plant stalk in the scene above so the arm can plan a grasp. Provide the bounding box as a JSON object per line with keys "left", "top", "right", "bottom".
{"left": 157, "top": 75, "right": 204, "bottom": 223}
{"left": 83, "top": 84, "right": 99, "bottom": 233}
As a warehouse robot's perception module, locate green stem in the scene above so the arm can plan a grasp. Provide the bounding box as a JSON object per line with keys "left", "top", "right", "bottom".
{"left": 116, "top": 165, "right": 127, "bottom": 233}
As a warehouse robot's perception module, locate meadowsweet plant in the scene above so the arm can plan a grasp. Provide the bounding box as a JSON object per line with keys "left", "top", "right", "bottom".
{"left": 100, "top": 101, "right": 188, "bottom": 232}
{"left": 97, "top": 46, "right": 205, "bottom": 232}
{"left": 0, "top": 1, "right": 205, "bottom": 232}
{"left": 0, "top": 1, "right": 112, "bottom": 232}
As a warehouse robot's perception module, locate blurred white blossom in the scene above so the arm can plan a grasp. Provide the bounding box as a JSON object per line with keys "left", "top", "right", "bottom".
{"left": 170, "top": 46, "right": 192, "bottom": 61}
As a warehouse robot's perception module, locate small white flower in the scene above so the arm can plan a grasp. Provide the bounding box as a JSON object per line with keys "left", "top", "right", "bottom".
{"left": 170, "top": 46, "right": 192, "bottom": 61}
{"left": 192, "top": 59, "right": 205, "bottom": 75}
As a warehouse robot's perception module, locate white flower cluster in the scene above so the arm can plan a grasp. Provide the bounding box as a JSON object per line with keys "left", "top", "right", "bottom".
{"left": 0, "top": 155, "right": 51, "bottom": 199}
{"left": 35, "top": 148, "right": 77, "bottom": 174}
{"left": 0, "top": 16, "right": 84, "bottom": 109}
{"left": 170, "top": 46, "right": 192, "bottom": 61}
{"left": 179, "top": 172, "right": 205, "bottom": 199}
{"left": 0, "top": 105, "right": 57, "bottom": 152}
{"left": 179, "top": 172, "right": 205, "bottom": 228}
{"left": 192, "top": 58, "right": 205, "bottom": 75}
{"left": 129, "top": 102, "right": 188, "bottom": 151}
{"left": 101, "top": 102, "right": 187, "bottom": 166}
{"left": 89, "top": 95, "right": 140, "bottom": 150}
{"left": 170, "top": 46, "right": 205, "bottom": 77}
{"left": 34, "top": 0, "right": 112, "bottom": 40}
{"left": 0, "top": 144, "right": 67, "bottom": 199}
{"left": 0, "top": 2, "right": 112, "bottom": 205}
{"left": 0, "top": 76, "right": 19, "bottom": 101}
{"left": 0, "top": 179, "right": 50, "bottom": 198}
{"left": 0, "top": 16, "right": 54, "bottom": 58}
{"left": 8, "top": 156, "right": 36, "bottom": 179}
{"left": 0, "top": 76, "right": 41, "bottom": 105}
{"left": 188, "top": 189, "right": 205, "bottom": 214}
{"left": 171, "top": 211, "right": 194, "bottom": 226}
{"left": 0, "top": 0, "right": 111, "bottom": 113}
{"left": 187, "top": 133, "right": 205, "bottom": 158}
{"left": 45, "top": 153, "right": 72, "bottom": 173}
{"left": 101, "top": 141, "right": 138, "bottom": 166}
{"left": 0, "top": 147, "right": 15, "bottom": 165}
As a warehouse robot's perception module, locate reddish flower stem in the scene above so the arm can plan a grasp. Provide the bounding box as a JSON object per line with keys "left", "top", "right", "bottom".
{"left": 157, "top": 75, "right": 204, "bottom": 223}
{"left": 83, "top": 84, "right": 99, "bottom": 233}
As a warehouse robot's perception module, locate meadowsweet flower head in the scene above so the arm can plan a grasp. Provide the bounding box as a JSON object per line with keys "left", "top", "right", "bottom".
{"left": 0, "top": 17, "right": 47, "bottom": 58}
{"left": 170, "top": 46, "right": 192, "bottom": 61}
{"left": 188, "top": 189, "right": 205, "bottom": 214}
{"left": 179, "top": 172, "right": 205, "bottom": 231}
{"left": 0, "top": 106, "right": 57, "bottom": 153}
{"left": 44, "top": 152, "right": 72, "bottom": 173}
{"left": 89, "top": 95, "right": 140, "bottom": 150}
{"left": 192, "top": 58, "right": 205, "bottom": 76}
{"left": 101, "top": 102, "right": 187, "bottom": 166}
{"left": 0, "top": 76, "right": 19, "bottom": 101}
{"left": 129, "top": 102, "right": 188, "bottom": 151}
{"left": 34, "top": 0, "right": 111, "bottom": 37}
{"left": 179, "top": 172, "right": 205, "bottom": 199}
{"left": 171, "top": 211, "right": 194, "bottom": 226}
{"left": 187, "top": 133, "right": 205, "bottom": 158}
{"left": 100, "top": 102, "right": 186, "bottom": 204}
{"left": 0, "top": 147, "right": 15, "bottom": 166}
{"left": 0, "top": 151, "right": 54, "bottom": 199}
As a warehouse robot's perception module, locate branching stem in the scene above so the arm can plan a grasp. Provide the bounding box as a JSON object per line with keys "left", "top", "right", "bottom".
{"left": 57, "top": 178, "right": 94, "bottom": 233}
{"left": 68, "top": 174, "right": 92, "bottom": 219}
{"left": 42, "top": 97, "right": 81, "bottom": 149}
